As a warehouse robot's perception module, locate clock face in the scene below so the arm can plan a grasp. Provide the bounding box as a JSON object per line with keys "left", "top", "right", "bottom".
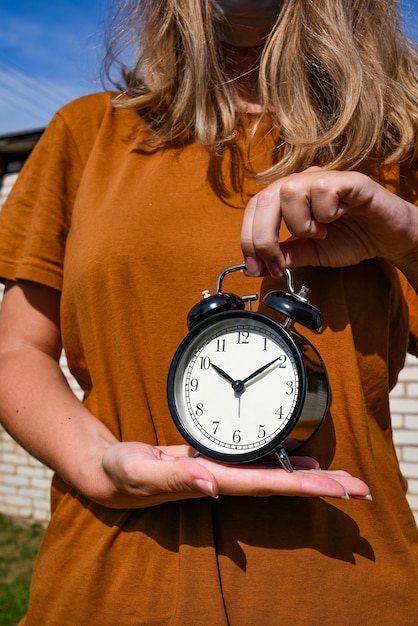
{"left": 168, "top": 312, "right": 305, "bottom": 461}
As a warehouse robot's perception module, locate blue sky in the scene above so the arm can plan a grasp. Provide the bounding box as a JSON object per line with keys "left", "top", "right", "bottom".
{"left": 0, "top": 0, "right": 417, "bottom": 135}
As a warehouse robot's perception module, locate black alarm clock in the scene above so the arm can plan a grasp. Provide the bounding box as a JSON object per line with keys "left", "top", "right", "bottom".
{"left": 167, "top": 263, "right": 330, "bottom": 471}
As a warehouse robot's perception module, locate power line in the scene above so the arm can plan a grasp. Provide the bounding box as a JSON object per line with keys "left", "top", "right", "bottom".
{"left": 0, "top": 55, "right": 88, "bottom": 107}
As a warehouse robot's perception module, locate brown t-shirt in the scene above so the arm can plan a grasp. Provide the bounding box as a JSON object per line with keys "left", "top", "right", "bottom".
{"left": 1, "top": 92, "right": 418, "bottom": 625}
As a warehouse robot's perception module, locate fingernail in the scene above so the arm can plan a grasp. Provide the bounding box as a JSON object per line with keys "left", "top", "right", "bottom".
{"left": 267, "top": 262, "right": 283, "bottom": 279}
{"left": 193, "top": 479, "right": 219, "bottom": 499}
{"left": 353, "top": 494, "right": 373, "bottom": 501}
{"left": 245, "top": 257, "right": 260, "bottom": 277}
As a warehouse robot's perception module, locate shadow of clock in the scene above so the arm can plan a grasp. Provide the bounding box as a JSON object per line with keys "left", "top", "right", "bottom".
{"left": 85, "top": 489, "right": 374, "bottom": 574}
{"left": 77, "top": 485, "right": 374, "bottom": 573}
{"left": 209, "top": 495, "right": 375, "bottom": 572}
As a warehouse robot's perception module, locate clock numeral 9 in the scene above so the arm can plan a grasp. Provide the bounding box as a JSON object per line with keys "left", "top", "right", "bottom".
{"left": 190, "top": 378, "right": 199, "bottom": 392}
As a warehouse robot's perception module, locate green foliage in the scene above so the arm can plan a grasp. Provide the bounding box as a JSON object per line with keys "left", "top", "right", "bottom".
{"left": 0, "top": 514, "right": 44, "bottom": 626}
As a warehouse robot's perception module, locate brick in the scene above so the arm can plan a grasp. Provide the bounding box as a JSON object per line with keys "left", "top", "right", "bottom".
{"left": 390, "top": 385, "right": 405, "bottom": 398}
{"left": 30, "top": 477, "right": 52, "bottom": 490}
{"left": 407, "top": 479, "right": 418, "bottom": 494}
{"left": 397, "top": 365, "right": 418, "bottom": 381}
{"left": 0, "top": 463, "right": 15, "bottom": 474}
{"left": 32, "top": 508, "right": 50, "bottom": 522}
{"left": 406, "top": 494, "right": 418, "bottom": 509}
{"left": 404, "top": 415, "right": 418, "bottom": 429}
{"left": 400, "top": 462, "right": 418, "bottom": 479}
{"left": 0, "top": 484, "right": 17, "bottom": 496}
{"left": 391, "top": 414, "right": 403, "bottom": 429}
{"left": 4, "top": 474, "right": 29, "bottom": 487}
{"left": 406, "top": 383, "right": 418, "bottom": 397}
{"left": 403, "top": 447, "right": 418, "bottom": 462}
{"left": 389, "top": 398, "right": 418, "bottom": 414}
{"left": 392, "top": 430, "right": 418, "bottom": 446}
{"left": 17, "top": 465, "right": 46, "bottom": 477}
{"left": 5, "top": 494, "right": 31, "bottom": 507}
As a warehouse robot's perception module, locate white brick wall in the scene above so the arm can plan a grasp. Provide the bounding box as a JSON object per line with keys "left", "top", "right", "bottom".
{"left": 0, "top": 173, "right": 19, "bottom": 209}
{"left": 390, "top": 353, "right": 418, "bottom": 524}
{"left": 0, "top": 173, "right": 417, "bottom": 525}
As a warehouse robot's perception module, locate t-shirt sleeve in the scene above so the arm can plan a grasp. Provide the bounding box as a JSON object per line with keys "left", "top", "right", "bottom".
{"left": 0, "top": 105, "right": 89, "bottom": 291}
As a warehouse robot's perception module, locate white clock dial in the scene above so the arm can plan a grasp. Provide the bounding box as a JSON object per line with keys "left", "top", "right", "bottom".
{"left": 172, "top": 316, "right": 303, "bottom": 457}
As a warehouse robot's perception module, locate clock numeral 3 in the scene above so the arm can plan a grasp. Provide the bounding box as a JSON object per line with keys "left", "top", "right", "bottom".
{"left": 286, "top": 381, "right": 294, "bottom": 395}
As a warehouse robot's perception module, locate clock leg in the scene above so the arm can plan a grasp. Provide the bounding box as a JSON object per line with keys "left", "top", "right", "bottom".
{"left": 275, "top": 446, "right": 293, "bottom": 472}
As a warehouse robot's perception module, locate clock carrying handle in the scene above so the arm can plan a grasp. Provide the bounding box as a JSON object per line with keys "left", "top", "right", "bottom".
{"left": 187, "top": 263, "right": 252, "bottom": 330}
{"left": 187, "top": 263, "right": 323, "bottom": 332}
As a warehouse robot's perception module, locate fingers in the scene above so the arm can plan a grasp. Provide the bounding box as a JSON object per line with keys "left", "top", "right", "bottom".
{"left": 241, "top": 169, "right": 366, "bottom": 277}
{"left": 195, "top": 456, "right": 371, "bottom": 500}
{"left": 279, "top": 174, "right": 340, "bottom": 235}
{"left": 241, "top": 190, "right": 286, "bottom": 277}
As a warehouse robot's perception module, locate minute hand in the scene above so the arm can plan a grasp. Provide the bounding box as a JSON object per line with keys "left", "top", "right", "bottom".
{"left": 242, "top": 357, "right": 282, "bottom": 385}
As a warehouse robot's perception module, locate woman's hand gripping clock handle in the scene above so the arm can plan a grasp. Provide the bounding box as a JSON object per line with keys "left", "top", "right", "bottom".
{"left": 241, "top": 167, "right": 418, "bottom": 292}
{"left": 0, "top": 280, "right": 371, "bottom": 510}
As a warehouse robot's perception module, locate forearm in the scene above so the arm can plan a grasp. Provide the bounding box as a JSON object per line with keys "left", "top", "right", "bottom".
{"left": 0, "top": 346, "right": 119, "bottom": 499}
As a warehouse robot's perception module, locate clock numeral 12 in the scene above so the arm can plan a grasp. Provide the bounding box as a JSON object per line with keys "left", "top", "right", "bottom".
{"left": 237, "top": 331, "right": 249, "bottom": 344}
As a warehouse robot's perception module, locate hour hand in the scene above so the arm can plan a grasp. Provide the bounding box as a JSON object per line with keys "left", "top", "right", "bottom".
{"left": 210, "top": 362, "right": 235, "bottom": 385}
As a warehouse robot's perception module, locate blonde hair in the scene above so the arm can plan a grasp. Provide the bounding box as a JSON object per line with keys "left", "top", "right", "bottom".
{"left": 104, "top": 0, "right": 418, "bottom": 183}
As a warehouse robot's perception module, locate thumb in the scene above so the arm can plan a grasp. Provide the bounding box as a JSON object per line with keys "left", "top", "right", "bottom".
{"left": 159, "top": 454, "right": 219, "bottom": 499}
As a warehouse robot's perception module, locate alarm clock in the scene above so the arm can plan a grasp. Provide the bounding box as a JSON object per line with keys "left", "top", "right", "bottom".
{"left": 167, "top": 263, "right": 330, "bottom": 471}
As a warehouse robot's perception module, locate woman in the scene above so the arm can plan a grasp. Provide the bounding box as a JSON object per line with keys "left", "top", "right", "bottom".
{"left": 0, "top": 1, "right": 417, "bottom": 623}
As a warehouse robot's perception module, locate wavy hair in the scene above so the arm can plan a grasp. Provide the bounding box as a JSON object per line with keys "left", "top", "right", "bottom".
{"left": 103, "top": 0, "right": 418, "bottom": 183}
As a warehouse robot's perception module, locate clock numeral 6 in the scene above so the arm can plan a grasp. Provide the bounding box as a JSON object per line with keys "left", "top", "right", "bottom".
{"left": 233, "top": 429, "right": 241, "bottom": 443}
